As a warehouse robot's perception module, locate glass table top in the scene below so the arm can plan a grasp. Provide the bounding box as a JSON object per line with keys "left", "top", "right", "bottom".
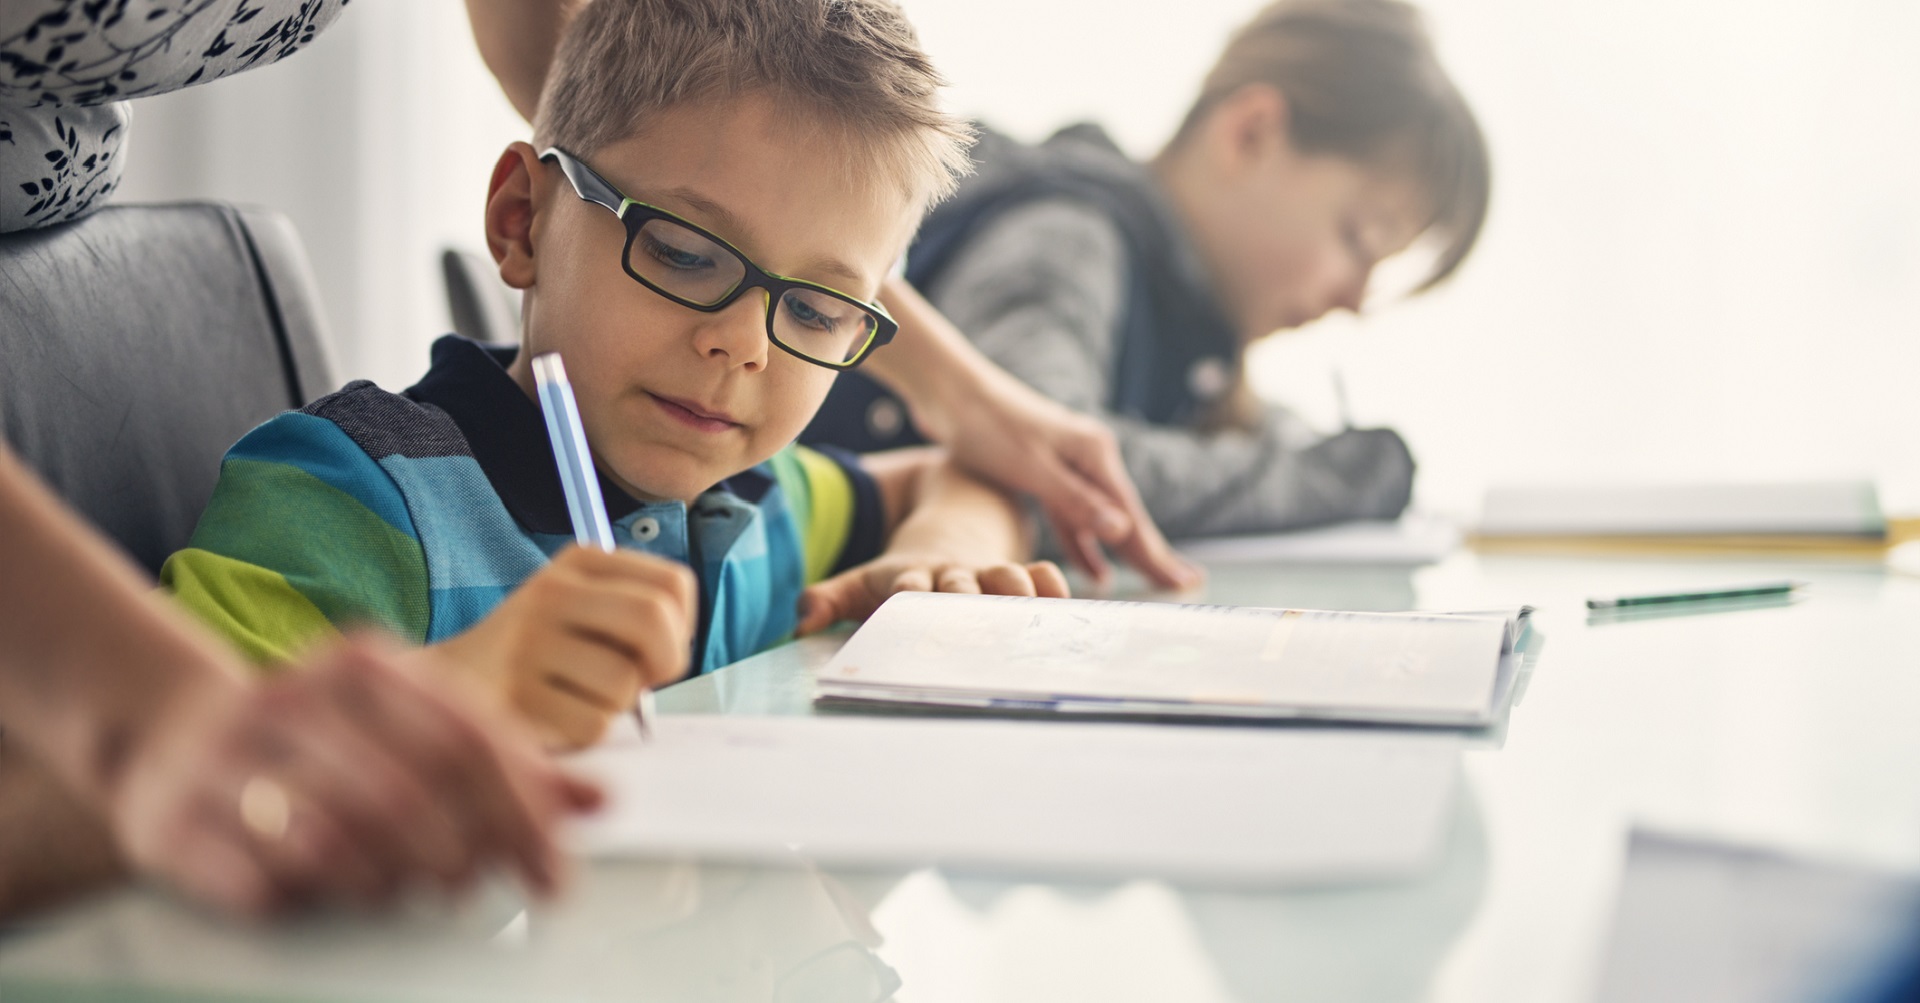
{"left": 5, "top": 551, "right": 1919, "bottom": 1002}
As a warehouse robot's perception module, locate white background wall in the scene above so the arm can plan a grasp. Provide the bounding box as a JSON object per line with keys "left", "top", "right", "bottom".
{"left": 118, "top": 0, "right": 1920, "bottom": 516}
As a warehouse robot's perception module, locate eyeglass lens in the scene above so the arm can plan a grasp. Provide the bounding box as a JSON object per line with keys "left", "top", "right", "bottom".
{"left": 629, "top": 217, "right": 880, "bottom": 366}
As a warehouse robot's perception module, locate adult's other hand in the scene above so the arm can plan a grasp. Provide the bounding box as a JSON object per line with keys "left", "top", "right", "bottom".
{"left": 871, "top": 279, "right": 1202, "bottom": 591}
{"left": 108, "top": 636, "right": 601, "bottom": 918}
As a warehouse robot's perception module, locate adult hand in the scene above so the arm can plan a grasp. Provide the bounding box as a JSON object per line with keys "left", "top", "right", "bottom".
{"left": 107, "top": 635, "right": 602, "bottom": 919}
{"left": 939, "top": 365, "right": 1201, "bottom": 591}
{"left": 872, "top": 278, "right": 1203, "bottom": 592}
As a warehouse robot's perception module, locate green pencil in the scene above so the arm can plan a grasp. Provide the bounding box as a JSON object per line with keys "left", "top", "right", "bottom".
{"left": 1586, "top": 580, "right": 1806, "bottom": 610}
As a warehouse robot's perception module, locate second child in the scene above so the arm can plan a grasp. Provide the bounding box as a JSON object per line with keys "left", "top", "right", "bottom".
{"left": 807, "top": 0, "right": 1491, "bottom": 541}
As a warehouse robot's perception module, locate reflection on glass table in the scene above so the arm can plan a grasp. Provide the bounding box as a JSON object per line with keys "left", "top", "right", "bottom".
{"left": 0, "top": 855, "right": 908, "bottom": 1003}
{"left": 5, "top": 552, "right": 1920, "bottom": 1003}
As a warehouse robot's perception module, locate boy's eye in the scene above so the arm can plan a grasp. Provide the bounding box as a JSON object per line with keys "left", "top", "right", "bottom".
{"left": 640, "top": 231, "right": 716, "bottom": 271}
{"left": 782, "top": 291, "right": 841, "bottom": 333}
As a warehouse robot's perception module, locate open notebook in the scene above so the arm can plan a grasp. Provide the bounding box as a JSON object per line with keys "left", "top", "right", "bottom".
{"left": 814, "top": 593, "right": 1533, "bottom": 727}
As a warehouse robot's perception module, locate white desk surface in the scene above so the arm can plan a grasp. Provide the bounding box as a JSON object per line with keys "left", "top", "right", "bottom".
{"left": 4, "top": 551, "right": 1919, "bottom": 1003}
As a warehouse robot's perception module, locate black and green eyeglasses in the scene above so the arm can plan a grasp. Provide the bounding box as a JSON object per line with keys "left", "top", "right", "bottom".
{"left": 540, "top": 147, "right": 896, "bottom": 370}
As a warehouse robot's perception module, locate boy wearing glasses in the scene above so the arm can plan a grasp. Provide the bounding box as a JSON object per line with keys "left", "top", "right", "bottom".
{"left": 160, "top": 0, "right": 1067, "bottom": 750}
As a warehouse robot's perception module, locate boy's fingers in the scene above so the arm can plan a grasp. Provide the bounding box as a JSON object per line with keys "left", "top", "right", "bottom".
{"left": 797, "top": 574, "right": 862, "bottom": 636}
{"left": 536, "top": 632, "right": 643, "bottom": 711}
{"left": 619, "top": 597, "right": 695, "bottom": 689}
{"left": 562, "top": 546, "right": 699, "bottom": 609}
{"left": 889, "top": 567, "right": 934, "bottom": 597}
{"left": 934, "top": 567, "right": 983, "bottom": 595}
{"left": 517, "top": 678, "right": 616, "bottom": 752}
{"left": 556, "top": 583, "right": 693, "bottom": 685}
{"left": 974, "top": 563, "right": 1036, "bottom": 598}
{"left": 1027, "top": 561, "right": 1071, "bottom": 598}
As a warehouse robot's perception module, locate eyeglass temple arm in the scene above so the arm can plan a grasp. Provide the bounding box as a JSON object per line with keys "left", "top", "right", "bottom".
{"left": 540, "top": 147, "right": 625, "bottom": 215}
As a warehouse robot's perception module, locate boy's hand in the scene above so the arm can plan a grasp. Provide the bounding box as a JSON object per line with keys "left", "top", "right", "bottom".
{"left": 795, "top": 555, "right": 1069, "bottom": 636}
{"left": 434, "top": 546, "right": 698, "bottom": 751}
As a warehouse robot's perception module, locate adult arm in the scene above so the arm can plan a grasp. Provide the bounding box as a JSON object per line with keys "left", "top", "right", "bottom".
{"left": 865, "top": 278, "right": 1201, "bottom": 590}
{"left": 464, "top": 0, "right": 581, "bottom": 121}
{"left": 0, "top": 445, "right": 597, "bottom": 918}
{"left": 928, "top": 199, "right": 1415, "bottom": 541}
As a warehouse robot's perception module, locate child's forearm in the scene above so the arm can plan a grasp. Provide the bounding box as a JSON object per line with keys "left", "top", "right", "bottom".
{"left": 882, "top": 456, "right": 1031, "bottom": 564}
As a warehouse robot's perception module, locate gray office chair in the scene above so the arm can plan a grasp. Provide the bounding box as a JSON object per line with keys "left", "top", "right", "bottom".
{"left": 441, "top": 247, "right": 520, "bottom": 345}
{"left": 0, "top": 202, "right": 337, "bottom": 576}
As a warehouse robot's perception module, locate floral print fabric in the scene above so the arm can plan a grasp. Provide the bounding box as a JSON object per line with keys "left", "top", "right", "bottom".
{"left": 0, "top": 0, "right": 348, "bottom": 231}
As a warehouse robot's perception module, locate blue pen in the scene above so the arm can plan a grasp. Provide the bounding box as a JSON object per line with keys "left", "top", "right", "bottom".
{"left": 532, "top": 353, "right": 656, "bottom": 742}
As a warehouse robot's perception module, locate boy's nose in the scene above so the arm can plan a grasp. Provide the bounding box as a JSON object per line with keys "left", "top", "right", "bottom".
{"left": 691, "top": 291, "right": 771, "bottom": 371}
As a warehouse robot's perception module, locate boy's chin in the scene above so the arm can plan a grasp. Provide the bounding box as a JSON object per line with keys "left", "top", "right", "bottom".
{"left": 607, "top": 456, "right": 728, "bottom": 507}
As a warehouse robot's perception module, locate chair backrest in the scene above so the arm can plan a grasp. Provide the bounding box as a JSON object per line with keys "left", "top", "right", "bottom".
{"left": 441, "top": 246, "right": 520, "bottom": 345}
{"left": 0, "top": 202, "right": 336, "bottom": 577}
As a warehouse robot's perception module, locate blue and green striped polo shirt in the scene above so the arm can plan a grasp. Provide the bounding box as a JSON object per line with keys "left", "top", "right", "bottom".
{"left": 162, "top": 336, "right": 884, "bottom": 676}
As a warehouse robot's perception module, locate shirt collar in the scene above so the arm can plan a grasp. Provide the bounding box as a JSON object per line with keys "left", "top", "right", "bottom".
{"left": 404, "top": 335, "right": 644, "bottom": 536}
{"left": 403, "top": 336, "right": 775, "bottom": 534}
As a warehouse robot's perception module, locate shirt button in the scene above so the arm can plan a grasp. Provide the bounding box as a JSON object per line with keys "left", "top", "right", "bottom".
{"left": 1188, "top": 357, "right": 1232, "bottom": 400}
{"left": 632, "top": 517, "right": 661, "bottom": 542}
{"left": 866, "top": 397, "right": 905, "bottom": 440}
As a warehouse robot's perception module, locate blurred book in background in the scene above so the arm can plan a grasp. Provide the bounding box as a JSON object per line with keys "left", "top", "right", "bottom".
{"left": 1471, "top": 480, "right": 1911, "bottom": 558}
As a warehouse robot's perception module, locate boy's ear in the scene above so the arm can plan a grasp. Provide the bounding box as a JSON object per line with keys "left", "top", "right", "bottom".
{"left": 1212, "top": 83, "right": 1292, "bottom": 176}
{"left": 485, "top": 142, "right": 545, "bottom": 291}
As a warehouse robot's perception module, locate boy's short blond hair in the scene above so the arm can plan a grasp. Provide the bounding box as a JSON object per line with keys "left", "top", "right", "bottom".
{"left": 536, "top": 0, "right": 972, "bottom": 207}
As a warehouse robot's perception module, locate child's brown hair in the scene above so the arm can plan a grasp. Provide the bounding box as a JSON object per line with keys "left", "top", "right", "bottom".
{"left": 536, "top": 0, "right": 974, "bottom": 208}
{"left": 1170, "top": 0, "right": 1490, "bottom": 291}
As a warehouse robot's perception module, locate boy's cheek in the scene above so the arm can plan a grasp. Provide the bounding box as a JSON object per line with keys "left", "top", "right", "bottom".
{"left": 757, "top": 359, "right": 839, "bottom": 431}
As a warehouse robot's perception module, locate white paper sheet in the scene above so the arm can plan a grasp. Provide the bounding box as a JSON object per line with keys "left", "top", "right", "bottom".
{"left": 568, "top": 715, "right": 1462, "bottom": 887}
{"left": 1177, "top": 513, "right": 1461, "bottom": 565}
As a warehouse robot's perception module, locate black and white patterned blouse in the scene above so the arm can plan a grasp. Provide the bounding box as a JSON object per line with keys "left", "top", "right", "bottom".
{"left": 0, "top": 0, "right": 349, "bottom": 233}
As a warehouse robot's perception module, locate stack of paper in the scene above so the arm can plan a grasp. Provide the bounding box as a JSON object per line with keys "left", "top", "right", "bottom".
{"left": 814, "top": 593, "right": 1532, "bottom": 728}
{"left": 1475, "top": 480, "right": 1888, "bottom": 556}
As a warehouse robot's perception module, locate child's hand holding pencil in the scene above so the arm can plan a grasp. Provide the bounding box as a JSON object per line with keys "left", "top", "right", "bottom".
{"left": 433, "top": 546, "right": 697, "bottom": 751}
